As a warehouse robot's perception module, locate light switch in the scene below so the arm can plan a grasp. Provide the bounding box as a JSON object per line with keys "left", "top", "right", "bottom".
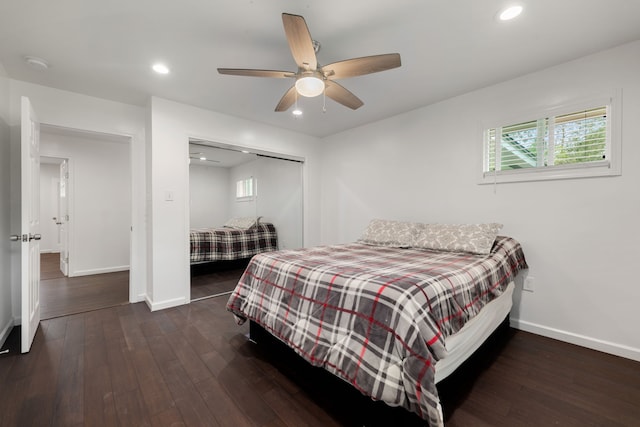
{"left": 523, "top": 276, "right": 535, "bottom": 292}
{"left": 165, "top": 190, "right": 174, "bottom": 201}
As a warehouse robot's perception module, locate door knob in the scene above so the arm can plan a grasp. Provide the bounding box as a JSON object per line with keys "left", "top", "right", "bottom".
{"left": 9, "top": 234, "right": 41, "bottom": 242}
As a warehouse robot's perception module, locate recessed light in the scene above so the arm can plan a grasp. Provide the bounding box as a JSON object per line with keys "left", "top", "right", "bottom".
{"left": 24, "top": 56, "right": 50, "bottom": 70}
{"left": 152, "top": 63, "right": 170, "bottom": 74}
{"left": 199, "top": 156, "right": 206, "bottom": 161}
{"left": 498, "top": 5, "right": 523, "bottom": 21}
{"left": 292, "top": 108, "right": 303, "bottom": 116}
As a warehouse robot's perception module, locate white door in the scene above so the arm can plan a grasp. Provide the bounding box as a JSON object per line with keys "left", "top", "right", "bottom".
{"left": 21, "top": 96, "right": 41, "bottom": 353}
{"left": 59, "top": 159, "right": 69, "bottom": 276}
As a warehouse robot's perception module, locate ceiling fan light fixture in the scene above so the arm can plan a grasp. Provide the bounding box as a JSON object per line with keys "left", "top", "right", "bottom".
{"left": 295, "top": 76, "right": 324, "bottom": 97}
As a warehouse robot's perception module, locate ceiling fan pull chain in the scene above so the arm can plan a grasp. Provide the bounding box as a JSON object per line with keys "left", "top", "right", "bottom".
{"left": 322, "top": 88, "right": 327, "bottom": 113}
{"left": 292, "top": 90, "right": 303, "bottom": 118}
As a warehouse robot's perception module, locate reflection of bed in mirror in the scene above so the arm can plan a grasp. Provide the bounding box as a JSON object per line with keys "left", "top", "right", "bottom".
{"left": 190, "top": 218, "right": 278, "bottom": 264}
{"left": 226, "top": 220, "right": 528, "bottom": 426}
{"left": 189, "top": 218, "right": 278, "bottom": 300}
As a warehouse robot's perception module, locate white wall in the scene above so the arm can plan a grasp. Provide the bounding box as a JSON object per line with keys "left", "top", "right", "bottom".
{"left": 0, "top": 71, "right": 13, "bottom": 347}
{"left": 320, "top": 40, "right": 640, "bottom": 361}
{"left": 8, "top": 80, "right": 146, "bottom": 313}
{"left": 39, "top": 162, "right": 60, "bottom": 253}
{"left": 148, "top": 97, "right": 322, "bottom": 310}
{"left": 40, "top": 131, "right": 131, "bottom": 275}
{"left": 189, "top": 164, "right": 229, "bottom": 228}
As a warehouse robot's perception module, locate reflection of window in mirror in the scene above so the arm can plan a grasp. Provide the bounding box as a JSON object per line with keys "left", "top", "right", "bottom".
{"left": 236, "top": 177, "right": 255, "bottom": 201}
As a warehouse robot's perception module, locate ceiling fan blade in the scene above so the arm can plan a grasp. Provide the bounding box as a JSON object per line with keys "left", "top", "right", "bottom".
{"left": 324, "top": 81, "right": 364, "bottom": 110}
{"left": 282, "top": 13, "right": 317, "bottom": 71}
{"left": 275, "top": 86, "right": 298, "bottom": 112}
{"left": 322, "top": 53, "right": 401, "bottom": 79}
{"left": 217, "top": 68, "right": 294, "bottom": 78}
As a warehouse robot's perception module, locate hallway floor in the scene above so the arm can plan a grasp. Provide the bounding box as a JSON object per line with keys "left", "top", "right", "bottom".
{"left": 40, "top": 253, "right": 129, "bottom": 319}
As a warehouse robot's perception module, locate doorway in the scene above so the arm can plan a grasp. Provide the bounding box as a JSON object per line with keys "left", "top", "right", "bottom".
{"left": 188, "top": 140, "right": 304, "bottom": 301}
{"left": 38, "top": 126, "right": 131, "bottom": 318}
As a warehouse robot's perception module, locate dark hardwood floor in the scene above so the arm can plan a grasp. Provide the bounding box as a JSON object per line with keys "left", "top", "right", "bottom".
{"left": 1, "top": 295, "right": 638, "bottom": 427}
{"left": 190, "top": 260, "right": 247, "bottom": 301}
{"left": 40, "top": 253, "right": 129, "bottom": 320}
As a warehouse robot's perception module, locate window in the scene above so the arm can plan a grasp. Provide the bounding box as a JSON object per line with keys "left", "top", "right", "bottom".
{"left": 480, "top": 94, "right": 620, "bottom": 184}
{"left": 236, "top": 177, "right": 254, "bottom": 200}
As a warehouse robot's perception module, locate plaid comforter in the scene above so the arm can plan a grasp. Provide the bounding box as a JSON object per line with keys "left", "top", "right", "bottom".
{"left": 190, "top": 223, "right": 278, "bottom": 263}
{"left": 226, "top": 236, "right": 527, "bottom": 426}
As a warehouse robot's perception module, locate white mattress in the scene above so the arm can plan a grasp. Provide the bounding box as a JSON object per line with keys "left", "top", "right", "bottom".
{"left": 434, "top": 281, "right": 514, "bottom": 383}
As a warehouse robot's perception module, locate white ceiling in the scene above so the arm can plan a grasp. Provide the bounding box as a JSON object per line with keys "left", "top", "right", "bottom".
{"left": 2, "top": 1, "right": 639, "bottom": 138}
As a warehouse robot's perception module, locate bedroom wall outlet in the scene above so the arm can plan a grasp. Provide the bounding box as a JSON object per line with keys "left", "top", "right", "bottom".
{"left": 523, "top": 276, "right": 535, "bottom": 292}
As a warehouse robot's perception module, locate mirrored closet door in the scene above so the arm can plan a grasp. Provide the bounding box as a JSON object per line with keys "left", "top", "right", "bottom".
{"left": 188, "top": 140, "right": 303, "bottom": 301}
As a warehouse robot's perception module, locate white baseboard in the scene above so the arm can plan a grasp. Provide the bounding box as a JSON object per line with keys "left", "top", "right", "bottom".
{"left": 71, "top": 265, "right": 129, "bottom": 277}
{"left": 510, "top": 318, "right": 640, "bottom": 362}
{"left": 144, "top": 295, "right": 186, "bottom": 312}
{"left": 0, "top": 317, "right": 14, "bottom": 349}
{"left": 131, "top": 292, "right": 146, "bottom": 303}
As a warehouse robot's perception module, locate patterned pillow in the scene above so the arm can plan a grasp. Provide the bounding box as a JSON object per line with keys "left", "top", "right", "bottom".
{"left": 412, "top": 223, "right": 503, "bottom": 255}
{"left": 224, "top": 217, "right": 259, "bottom": 229}
{"left": 358, "top": 219, "right": 418, "bottom": 248}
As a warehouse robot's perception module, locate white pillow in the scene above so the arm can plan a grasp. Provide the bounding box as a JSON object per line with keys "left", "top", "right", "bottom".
{"left": 358, "top": 219, "right": 418, "bottom": 248}
{"left": 412, "top": 223, "right": 503, "bottom": 255}
{"left": 224, "top": 217, "right": 259, "bottom": 229}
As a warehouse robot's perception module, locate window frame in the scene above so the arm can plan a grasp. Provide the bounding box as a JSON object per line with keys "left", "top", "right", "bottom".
{"left": 478, "top": 91, "right": 621, "bottom": 184}
{"left": 235, "top": 177, "right": 255, "bottom": 201}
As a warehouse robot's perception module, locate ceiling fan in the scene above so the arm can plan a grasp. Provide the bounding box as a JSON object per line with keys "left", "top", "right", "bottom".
{"left": 218, "top": 13, "right": 401, "bottom": 112}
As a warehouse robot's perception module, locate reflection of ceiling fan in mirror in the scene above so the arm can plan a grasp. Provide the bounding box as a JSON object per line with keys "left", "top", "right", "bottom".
{"left": 188, "top": 142, "right": 259, "bottom": 168}
{"left": 189, "top": 152, "right": 220, "bottom": 164}
{"left": 218, "top": 13, "right": 401, "bottom": 112}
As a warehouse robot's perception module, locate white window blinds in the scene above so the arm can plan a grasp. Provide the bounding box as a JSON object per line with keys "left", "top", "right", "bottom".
{"left": 236, "top": 177, "right": 254, "bottom": 199}
{"left": 485, "top": 106, "right": 609, "bottom": 175}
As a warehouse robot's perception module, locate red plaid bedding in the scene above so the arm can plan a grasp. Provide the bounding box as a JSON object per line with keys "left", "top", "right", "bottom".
{"left": 190, "top": 223, "right": 278, "bottom": 263}
{"left": 226, "top": 236, "right": 527, "bottom": 426}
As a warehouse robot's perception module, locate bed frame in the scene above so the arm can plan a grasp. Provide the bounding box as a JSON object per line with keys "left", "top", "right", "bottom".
{"left": 249, "top": 281, "right": 514, "bottom": 383}
{"left": 247, "top": 295, "right": 513, "bottom": 425}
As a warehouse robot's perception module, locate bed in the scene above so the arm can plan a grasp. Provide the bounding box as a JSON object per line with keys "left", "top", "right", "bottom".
{"left": 189, "top": 221, "right": 278, "bottom": 264}
{"left": 226, "top": 220, "right": 527, "bottom": 426}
